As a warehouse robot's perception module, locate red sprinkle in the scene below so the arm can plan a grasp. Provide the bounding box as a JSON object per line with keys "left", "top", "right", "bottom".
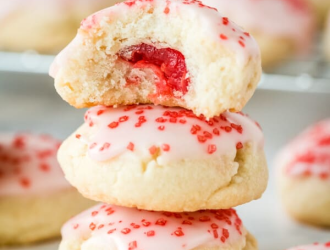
{"left": 156, "top": 218, "right": 167, "bottom": 226}
{"left": 146, "top": 230, "right": 155, "bottom": 237}
{"left": 173, "top": 229, "right": 184, "bottom": 237}
{"left": 89, "top": 223, "right": 96, "bottom": 231}
{"left": 39, "top": 163, "right": 50, "bottom": 172}
{"left": 75, "top": 134, "right": 81, "bottom": 139}
{"left": 97, "top": 110, "right": 104, "bottom": 116}
{"left": 129, "top": 241, "right": 138, "bottom": 250}
{"left": 222, "top": 17, "right": 229, "bottom": 25}
{"left": 164, "top": 7, "right": 170, "bottom": 14}
{"left": 158, "top": 125, "right": 165, "bottom": 131}
{"left": 198, "top": 135, "right": 207, "bottom": 143}
{"left": 208, "top": 144, "right": 217, "bottom": 154}
{"left": 107, "top": 229, "right": 116, "bottom": 234}
{"left": 108, "top": 122, "right": 119, "bottom": 129}
{"left": 20, "top": 178, "right": 30, "bottom": 188}
{"left": 127, "top": 142, "right": 135, "bottom": 151}
{"left": 119, "top": 116, "right": 129, "bottom": 122}
{"left": 142, "top": 221, "right": 151, "bottom": 227}
{"left": 182, "top": 220, "right": 192, "bottom": 225}
{"left": 236, "top": 142, "right": 243, "bottom": 150}
{"left": 199, "top": 216, "right": 211, "bottom": 222}
{"left": 149, "top": 146, "right": 158, "bottom": 155}
{"left": 220, "top": 34, "right": 228, "bottom": 40}
{"left": 162, "top": 144, "right": 170, "bottom": 152}
{"left": 223, "top": 228, "right": 230, "bottom": 239}
{"left": 121, "top": 228, "right": 131, "bottom": 234}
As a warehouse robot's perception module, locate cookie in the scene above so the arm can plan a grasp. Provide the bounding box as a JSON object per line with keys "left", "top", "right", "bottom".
{"left": 0, "top": 133, "right": 94, "bottom": 245}
{"left": 59, "top": 203, "right": 258, "bottom": 250}
{"left": 276, "top": 119, "right": 330, "bottom": 227}
{"left": 58, "top": 105, "right": 268, "bottom": 212}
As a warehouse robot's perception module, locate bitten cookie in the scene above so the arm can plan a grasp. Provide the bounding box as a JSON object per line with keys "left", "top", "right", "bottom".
{"left": 58, "top": 105, "right": 268, "bottom": 212}
{"left": 286, "top": 242, "right": 330, "bottom": 250}
{"left": 0, "top": 133, "right": 94, "bottom": 245}
{"left": 59, "top": 203, "right": 258, "bottom": 250}
{"left": 0, "top": 0, "right": 121, "bottom": 53}
{"left": 202, "top": 0, "right": 316, "bottom": 68}
{"left": 276, "top": 119, "right": 330, "bottom": 227}
{"left": 50, "top": 0, "right": 261, "bottom": 118}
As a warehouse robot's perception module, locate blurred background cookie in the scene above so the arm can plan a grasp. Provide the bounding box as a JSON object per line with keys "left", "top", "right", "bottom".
{"left": 324, "top": 10, "right": 330, "bottom": 61}
{"left": 306, "top": 0, "right": 330, "bottom": 27}
{"left": 276, "top": 119, "right": 330, "bottom": 227}
{"left": 202, "top": 0, "right": 316, "bottom": 69}
{"left": 286, "top": 242, "right": 330, "bottom": 250}
{"left": 0, "top": 133, "right": 94, "bottom": 245}
{"left": 0, "top": 0, "right": 121, "bottom": 54}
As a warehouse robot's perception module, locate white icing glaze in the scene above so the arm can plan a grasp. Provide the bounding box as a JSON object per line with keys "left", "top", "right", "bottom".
{"left": 62, "top": 203, "right": 246, "bottom": 250}
{"left": 50, "top": 0, "right": 260, "bottom": 77}
{"left": 287, "top": 242, "right": 330, "bottom": 250}
{"left": 277, "top": 119, "right": 330, "bottom": 181}
{"left": 202, "top": 0, "right": 315, "bottom": 53}
{"left": 77, "top": 105, "right": 264, "bottom": 163}
{"left": 0, "top": 133, "right": 71, "bottom": 196}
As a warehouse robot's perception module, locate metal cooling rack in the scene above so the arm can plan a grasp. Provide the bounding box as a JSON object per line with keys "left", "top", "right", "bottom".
{"left": 0, "top": 49, "right": 329, "bottom": 93}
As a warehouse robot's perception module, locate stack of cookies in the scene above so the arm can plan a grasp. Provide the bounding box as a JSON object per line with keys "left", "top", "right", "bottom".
{"left": 50, "top": 0, "right": 268, "bottom": 249}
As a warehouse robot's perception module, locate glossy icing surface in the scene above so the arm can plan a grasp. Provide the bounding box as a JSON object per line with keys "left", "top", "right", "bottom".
{"left": 0, "top": 133, "right": 71, "bottom": 196}
{"left": 76, "top": 105, "right": 264, "bottom": 163}
{"left": 50, "top": 0, "right": 260, "bottom": 77}
{"left": 62, "top": 203, "right": 246, "bottom": 249}
{"left": 279, "top": 119, "right": 330, "bottom": 180}
{"left": 202, "top": 0, "right": 315, "bottom": 52}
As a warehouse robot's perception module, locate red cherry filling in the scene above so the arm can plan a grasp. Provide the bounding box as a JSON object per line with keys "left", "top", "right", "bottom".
{"left": 119, "top": 43, "right": 190, "bottom": 98}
